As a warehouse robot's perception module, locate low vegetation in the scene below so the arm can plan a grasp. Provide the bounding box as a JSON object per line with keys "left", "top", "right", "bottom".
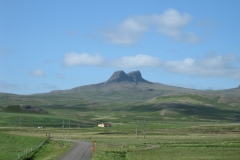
{"left": 0, "top": 93, "right": 240, "bottom": 159}
{"left": 0, "top": 132, "right": 44, "bottom": 160}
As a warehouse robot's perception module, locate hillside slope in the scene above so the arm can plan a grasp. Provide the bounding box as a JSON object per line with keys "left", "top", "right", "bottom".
{"left": 0, "top": 70, "right": 239, "bottom": 107}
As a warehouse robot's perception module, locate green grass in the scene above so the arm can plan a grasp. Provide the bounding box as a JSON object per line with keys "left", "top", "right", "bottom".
{"left": 1, "top": 122, "right": 240, "bottom": 160}
{"left": 32, "top": 140, "right": 74, "bottom": 160}
{"left": 2, "top": 105, "right": 23, "bottom": 113}
{"left": 127, "top": 146, "right": 240, "bottom": 160}
{"left": 1, "top": 93, "right": 240, "bottom": 159}
{"left": 91, "top": 132, "right": 240, "bottom": 160}
{"left": 0, "top": 132, "right": 44, "bottom": 160}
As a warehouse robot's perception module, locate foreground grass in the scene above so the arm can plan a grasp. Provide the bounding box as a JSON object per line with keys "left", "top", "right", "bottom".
{"left": 0, "top": 93, "right": 240, "bottom": 160}
{"left": 92, "top": 133, "right": 240, "bottom": 160}
{"left": 0, "top": 129, "right": 75, "bottom": 160}
{"left": 1, "top": 122, "right": 240, "bottom": 160}
{"left": 0, "top": 132, "right": 44, "bottom": 160}
{"left": 33, "top": 140, "right": 74, "bottom": 160}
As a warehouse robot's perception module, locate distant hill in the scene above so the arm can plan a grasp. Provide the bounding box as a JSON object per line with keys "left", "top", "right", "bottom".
{"left": 50, "top": 70, "right": 199, "bottom": 102}
{"left": 0, "top": 70, "right": 239, "bottom": 107}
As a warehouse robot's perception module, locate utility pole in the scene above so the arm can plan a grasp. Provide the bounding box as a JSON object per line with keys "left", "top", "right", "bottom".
{"left": 62, "top": 120, "right": 64, "bottom": 135}
{"left": 68, "top": 120, "right": 70, "bottom": 135}
{"left": 143, "top": 117, "right": 146, "bottom": 139}
{"left": 19, "top": 117, "right": 22, "bottom": 131}
{"left": 136, "top": 119, "right": 138, "bottom": 139}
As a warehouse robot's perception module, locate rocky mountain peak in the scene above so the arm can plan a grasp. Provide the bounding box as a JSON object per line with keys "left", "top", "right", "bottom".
{"left": 105, "top": 70, "right": 152, "bottom": 85}
{"left": 106, "top": 70, "right": 134, "bottom": 84}
{"left": 127, "top": 70, "right": 142, "bottom": 82}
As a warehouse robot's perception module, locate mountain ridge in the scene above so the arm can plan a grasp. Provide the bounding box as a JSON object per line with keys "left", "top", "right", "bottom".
{"left": 0, "top": 70, "right": 239, "bottom": 107}
{"left": 0, "top": 70, "right": 239, "bottom": 106}
{"left": 105, "top": 70, "right": 153, "bottom": 85}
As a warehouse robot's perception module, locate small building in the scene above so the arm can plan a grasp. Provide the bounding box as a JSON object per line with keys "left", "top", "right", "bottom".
{"left": 98, "top": 123, "right": 110, "bottom": 127}
{"left": 37, "top": 126, "right": 44, "bottom": 129}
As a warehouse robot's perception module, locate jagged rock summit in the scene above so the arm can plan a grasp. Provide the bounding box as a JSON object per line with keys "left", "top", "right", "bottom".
{"left": 127, "top": 70, "right": 151, "bottom": 84}
{"left": 106, "top": 70, "right": 152, "bottom": 85}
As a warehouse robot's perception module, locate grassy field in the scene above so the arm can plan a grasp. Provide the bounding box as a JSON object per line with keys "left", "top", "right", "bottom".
{"left": 1, "top": 122, "right": 239, "bottom": 160}
{"left": 31, "top": 139, "right": 74, "bottom": 160}
{"left": 0, "top": 132, "right": 44, "bottom": 160}
{"left": 92, "top": 133, "right": 240, "bottom": 160}
{"left": 0, "top": 128, "right": 74, "bottom": 160}
{"left": 0, "top": 94, "right": 240, "bottom": 159}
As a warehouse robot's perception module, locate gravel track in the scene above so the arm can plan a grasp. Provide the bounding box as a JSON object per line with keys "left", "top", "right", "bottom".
{"left": 55, "top": 139, "right": 94, "bottom": 160}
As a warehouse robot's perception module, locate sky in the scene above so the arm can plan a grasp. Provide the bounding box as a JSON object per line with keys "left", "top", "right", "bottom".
{"left": 0, "top": 0, "right": 240, "bottom": 95}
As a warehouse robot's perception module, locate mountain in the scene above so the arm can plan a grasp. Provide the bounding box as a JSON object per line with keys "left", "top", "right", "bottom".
{"left": 105, "top": 70, "right": 152, "bottom": 85}
{"left": 106, "top": 70, "right": 135, "bottom": 84}
{"left": 46, "top": 70, "right": 200, "bottom": 102}
{"left": 0, "top": 70, "right": 239, "bottom": 107}
{"left": 127, "top": 70, "right": 152, "bottom": 84}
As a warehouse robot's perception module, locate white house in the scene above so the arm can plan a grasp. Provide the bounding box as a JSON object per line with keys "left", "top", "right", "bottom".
{"left": 98, "top": 123, "right": 110, "bottom": 127}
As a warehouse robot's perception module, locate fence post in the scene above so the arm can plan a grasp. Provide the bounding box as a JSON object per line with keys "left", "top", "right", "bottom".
{"left": 15, "top": 137, "right": 49, "bottom": 160}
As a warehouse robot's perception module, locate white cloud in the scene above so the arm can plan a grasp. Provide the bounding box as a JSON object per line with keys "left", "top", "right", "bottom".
{"left": 63, "top": 52, "right": 105, "bottom": 66}
{"left": 102, "top": 16, "right": 148, "bottom": 45}
{"left": 164, "top": 52, "right": 240, "bottom": 79}
{"left": 0, "top": 81, "right": 19, "bottom": 90}
{"left": 63, "top": 53, "right": 160, "bottom": 68}
{"left": 62, "top": 52, "right": 240, "bottom": 80}
{"left": 111, "top": 54, "right": 161, "bottom": 68}
{"left": 101, "top": 9, "right": 201, "bottom": 45}
{"left": 153, "top": 9, "right": 191, "bottom": 35}
{"left": 28, "top": 69, "right": 46, "bottom": 77}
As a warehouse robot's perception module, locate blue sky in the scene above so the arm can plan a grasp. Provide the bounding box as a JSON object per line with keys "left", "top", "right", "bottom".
{"left": 1, "top": 0, "right": 240, "bottom": 94}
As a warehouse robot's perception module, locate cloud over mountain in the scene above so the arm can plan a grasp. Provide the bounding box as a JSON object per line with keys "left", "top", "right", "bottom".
{"left": 63, "top": 52, "right": 105, "bottom": 66}
{"left": 28, "top": 69, "right": 46, "bottom": 77}
{"left": 110, "top": 54, "right": 161, "bottom": 68}
{"left": 101, "top": 9, "right": 201, "bottom": 45}
{"left": 163, "top": 52, "right": 240, "bottom": 79}
{"left": 62, "top": 52, "right": 240, "bottom": 80}
{"left": 63, "top": 53, "right": 160, "bottom": 68}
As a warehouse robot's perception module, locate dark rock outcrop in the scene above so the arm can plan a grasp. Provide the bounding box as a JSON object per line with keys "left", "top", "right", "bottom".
{"left": 20, "top": 105, "right": 47, "bottom": 113}
{"left": 106, "top": 70, "right": 134, "bottom": 84}
{"left": 127, "top": 70, "right": 152, "bottom": 84}
{"left": 105, "top": 70, "right": 152, "bottom": 85}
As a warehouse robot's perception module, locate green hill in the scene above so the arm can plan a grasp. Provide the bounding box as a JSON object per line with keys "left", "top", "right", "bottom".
{"left": 0, "top": 70, "right": 239, "bottom": 126}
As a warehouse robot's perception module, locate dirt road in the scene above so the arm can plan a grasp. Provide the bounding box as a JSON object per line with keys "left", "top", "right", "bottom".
{"left": 57, "top": 140, "right": 94, "bottom": 160}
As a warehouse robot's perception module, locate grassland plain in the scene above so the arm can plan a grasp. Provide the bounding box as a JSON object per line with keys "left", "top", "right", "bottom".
{"left": 30, "top": 140, "right": 75, "bottom": 160}
{"left": 1, "top": 123, "right": 239, "bottom": 160}
{"left": 91, "top": 133, "right": 240, "bottom": 160}
{"left": 0, "top": 127, "right": 75, "bottom": 160}
{"left": 1, "top": 94, "right": 240, "bottom": 159}
{"left": 0, "top": 132, "right": 44, "bottom": 160}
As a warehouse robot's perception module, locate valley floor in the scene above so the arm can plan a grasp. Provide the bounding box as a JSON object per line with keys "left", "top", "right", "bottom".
{"left": 1, "top": 122, "right": 240, "bottom": 160}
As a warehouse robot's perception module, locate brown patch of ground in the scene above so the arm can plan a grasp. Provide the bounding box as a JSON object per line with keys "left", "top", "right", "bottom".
{"left": 20, "top": 105, "right": 47, "bottom": 113}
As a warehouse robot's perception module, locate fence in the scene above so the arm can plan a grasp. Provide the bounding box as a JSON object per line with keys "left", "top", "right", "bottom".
{"left": 13, "top": 137, "right": 49, "bottom": 160}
